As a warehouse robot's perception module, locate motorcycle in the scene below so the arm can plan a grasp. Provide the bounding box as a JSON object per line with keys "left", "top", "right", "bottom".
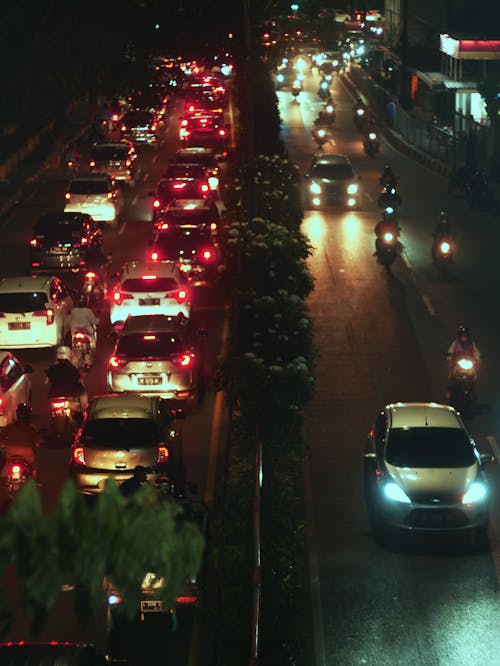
{"left": 378, "top": 186, "right": 402, "bottom": 212}
{"left": 432, "top": 236, "right": 455, "bottom": 272}
{"left": 379, "top": 170, "right": 398, "bottom": 188}
{"left": 447, "top": 356, "right": 477, "bottom": 413}
{"left": 312, "top": 125, "right": 332, "bottom": 149}
{"left": 71, "top": 328, "right": 96, "bottom": 370}
{"left": 318, "top": 81, "right": 330, "bottom": 100}
{"left": 353, "top": 106, "right": 367, "bottom": 131}
{"left": 375, "top": 224, "right": 400, "bottom": 271}
{"left": 82, "top": 270, "right": 105, "bottom": 306}
{"left": 291, "top": 80, "right": 302, "bottom": 99}
{"left": 49, "top": 396, "right": 82, "bottom": 444}
{"left": 322, "top": 103, "right": 336, "bottom": 123}
{"left": 5, "top": 457, "right": 32, "bottom": 498}
{"left": 363, "top": 130, "right": 380, "bottom": 157}
{"left": 381, "top": 205, "right": 399, "bottom": 224}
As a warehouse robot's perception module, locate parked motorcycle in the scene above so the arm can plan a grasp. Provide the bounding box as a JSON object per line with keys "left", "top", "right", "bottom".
{"left": 446, "top": 355, "right": 477, "bottom": 414}
{"left": 363, "top": 130, "right": 380, "bottom": 157}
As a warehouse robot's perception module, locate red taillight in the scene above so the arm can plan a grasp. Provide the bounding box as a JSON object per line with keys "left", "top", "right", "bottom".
{"left": 153, "top": 199, "right": 160, "bottom": 208}
{"left": 85, "top": 271, "right": 96, "bottom": 279}
{"left": 52, "top": 399, "right": 69, "bottom": 409}
{"left": 210, "top": 222, "right": 217, "bottom": 231}
{"left": 175, "top": 353, "right": 194, "bottom": 367}
{"left": 181, "top": 119, "right": 188, "bottom": 127}
{"left": 173, "top": 183, "right": 186, "bottom": 189}
{"left": 121, "top": 125, "right": 126, "bottom": 131}
{"left": 175, "top": 595, "right": 198, "bottom": 605}
{"left": 33, "top": 309, "right": 54, "bottom": 325}
{"left": 73, "top": 447, "right": 85, "bottom": 465}
{"left": 151, "top": 251, "right": 159, "bottom": 261}
{"left": 176, "top": 289, "right": 187, "bottom": 303}
{"left": 109, "top": 356, "right": 125, "bottom": 368}
{"left": 112, "top": 114, "right": 119, "bottom": 121}
{"left": 112, "top": 292, "right": 133, "bottom": 305}
{"left": 219, "top": 129, "right": 226, "bottom": 136}
{"left": 151, "top": 124, "right": 157, "bottom": 131}
{"left": 65, "top": 193, "right": 70, "bottom": 200}
{"left": 30, "top": 239, "right": 38, "bottom": 247}
{"left": 107, "top": 192, "right": 113, "bottom": 200}
{"left": 80, "top": 237, "right": 88, "bottom": 244}
{"left": 157, "top": 446, "right": 169, "bottom": 464}
{"left": 89, "top": 160, "right": 96, "bottom": 167}
{"left": 188, "top": 105, "right": 195, "bottom": 113}
{"left": 9, "top": 464, "right": 22, "bottom": 480}
{"left": 200, "top": 183, "right": 209, "bottom": 193}
{"left": 31, "top": 263, "right": 40, "bottom": 267}
{"left": 201, "top": 248, "right": 213, "bottom": 262}
{"left": 73, "top": 332, "right": 88, "bottom": 341}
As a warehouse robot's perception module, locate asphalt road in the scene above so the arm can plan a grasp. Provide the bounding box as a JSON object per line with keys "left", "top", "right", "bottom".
{"left": 279, "top": 67, "right": 500, "bottom": 665}
{"left": 0, "top": 102, "right": 226, "bottom": 665}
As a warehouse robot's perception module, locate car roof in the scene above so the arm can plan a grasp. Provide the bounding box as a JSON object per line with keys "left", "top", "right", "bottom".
{"left": 313, "top": 153, "right": 351, "bottom": 166}
{"left": 88, "top": 393, "right": 159, "bottom": 419}
{"left": 37, "top": 212, "right": 89, "bottom": 225}
{"left": 121, "top": 314, "right": 186, "bottom": 334}
{"left": 91, "top": 143, "right": 129, "bottom": 151}
{"left": 0, "top": 276, "right": 52, "bottom": 293}
{"left": 121, "top": 260, "right": 180, "bottom": 279}
{"left": 386, "top": 402, "right": 462, "bottom": 429}
{"left": 176, "top": 147, "right": 215, "bottom": 157}
{"left": 69, "top": 173, "right": 111, "bottom": 183}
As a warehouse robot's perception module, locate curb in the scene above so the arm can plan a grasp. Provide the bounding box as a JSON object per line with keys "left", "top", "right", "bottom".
{"left": 340, "top": 72, "right": 450, "bottom": 178}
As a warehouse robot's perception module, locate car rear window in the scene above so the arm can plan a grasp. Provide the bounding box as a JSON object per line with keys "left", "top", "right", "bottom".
{"left": 386, "top": 427, "right": 476, "bottom": 468}
{"left": 91, "top": 146, "right": 128, "bottom": 161}
{"left": 175, "top": 151, "right": 215, "bottom": 167}
{"left": 35, "top": 220, "right": 84, "bottom": 241}
{"left": 69, "top": 180, "right": 110, "bottom": 195}
{"left": 0, "top": 292, "right": 48, "bottom": 313}
{"left": 81, "top": 418, "right": 162, "bottom": 448}
{"left": 121, "top": 277, "right": 178, "bottom": 293}
{"left": 165, "top": 209, "right": 215, "bottom": 225}
{"left": 311, "top": 164, "right": 354, "bottom": 180}
{"left": 124, "top": 111, "right": 154, "bottom": 126}
{"left": 116, "top": 332, "right": 184, "bottom": 357}
{"left": 164, "top": 165, "right": 205, "bottom": 179}
{"left": 154, "top": 230, "right": 212, "bottom": 256}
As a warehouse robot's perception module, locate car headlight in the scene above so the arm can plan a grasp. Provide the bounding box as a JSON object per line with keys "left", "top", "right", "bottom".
{"left": 310, "top": 182, "right": 322, "bottom": 194}
{"left": 346, "top": 183, "right": 359, "bottom": 195}
{"left": 462, "top": 481, "right": 488, "bottom": 504}
{"left": 383, "top": 482, "right": 411, "bottom": 504}
{"left": 277, "top": 74, "right": 284, "bottom": 83}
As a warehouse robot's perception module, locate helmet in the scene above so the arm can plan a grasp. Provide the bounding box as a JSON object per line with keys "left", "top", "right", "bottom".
{"left": 458, "top": 325, "right": 471, "bottom": 341}
{"left": 77, "top": 293, "right": 88, "bottom": 307}
{"left": 439, "top": 210, "right": 448, "bottom": 220}
{"left": 56, "top": 346, "right": 72, "bottom": 361}
{"left": 383, "top": 164, "right": 392, "bottom": 172}
{"left": 16, "top": 403, "right": 31, "bottom": 422}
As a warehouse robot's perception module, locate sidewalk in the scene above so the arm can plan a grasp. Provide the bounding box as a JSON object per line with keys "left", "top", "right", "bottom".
{"left": 0, "top": 104, "right": 91, "bottom": 221}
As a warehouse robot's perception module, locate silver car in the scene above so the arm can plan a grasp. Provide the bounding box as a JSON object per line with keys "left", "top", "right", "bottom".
{"left": 71, "top": 394, "right": 183, "bottom": 495}
{"left": 364, "top": 402, "right": 492, "bottom": 544}
{"left": 107, "top": 315, "right": 200, "bottom": 400}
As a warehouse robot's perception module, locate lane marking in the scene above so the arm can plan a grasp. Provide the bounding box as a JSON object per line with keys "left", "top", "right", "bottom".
{"left": 143, "top": 172, "right": 149, "bottom": 182}
{"left": 366, "top": 192, "right": 373, "bottom": 202}
{"left": 152, "top": 154, "right": 158, "bottom": 163}
{"left": 401, "top": 250, "right": 412, "bottom": 269}
{"left": 304, "top": 456, "right": 326, "bottom": 666}
{"left": 421, "top": 293, "right": 436, "bottom": 317}
{"left": 118, "top": 221, "right": 127, "bottom": 236}
{"left": 131, "top": 194, "right": 138, "bottom": 206}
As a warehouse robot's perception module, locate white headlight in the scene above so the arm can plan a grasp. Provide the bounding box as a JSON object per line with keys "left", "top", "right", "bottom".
{"left": 462, "top": 481, "right": 488, "bottom": 504}
{"left": 383, "top": 482, "right": 411, "bottom": 504}
{"left": 346, "top": 183, "right": 359, "bottom": 194}
{"left": 457, "top": 358, "right": 474, "bottom": 370}
{"left": 277, "top": 74, "right": 284, "bottom": 83}
{"left": 310, "top": 182, "right": 321, "bottom": 194}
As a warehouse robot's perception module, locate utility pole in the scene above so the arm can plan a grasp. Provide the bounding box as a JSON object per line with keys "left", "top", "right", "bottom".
{"left": 399, "top": 0, "right": 411, "bottom": 110}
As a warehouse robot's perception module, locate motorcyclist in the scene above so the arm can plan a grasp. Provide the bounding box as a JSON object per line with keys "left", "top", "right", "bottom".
{"left": 432, "top": 211, "right": 455, "bottom": 263}
{"left": 373, "top": 217, "right": 400, "bottom": 257}
{"left": 119, "top": 465, "right": 149, "bottom": 498}
{"left": 379, "top": 164, "right": 398, "bottom": 188}
{"left": 63, "top": 142, "right": 81, "bottom": 168}
{"left": 45, "top": 346, "right": 88, "bottom": 411}
{"left": 0, "top": 404, "right": 40, "bottom": 473}
{"left": 66, "top": 295, "right": 99, "bottom": 348}
{"left": 353, "top": 97, "right": 366, "bottom": 113}
{"left": 378, "top": 184, "right": 402, "bottom": 209}
{"left": 363, "top": 121, "right": 379, "bottom": 153}
{"left": 447, "top": 325, "right": 481, "bottom": 374}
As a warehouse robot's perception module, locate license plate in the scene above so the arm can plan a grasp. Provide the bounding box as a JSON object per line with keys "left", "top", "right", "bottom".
{"left": 50, "top": 247, "right": 67, "bottom": 254}
{"left": 140, "top": 600, "right": 163, "bottom": 613}
{"left": 8, "top": 322, "right": 30, "bottom": 330}
{"left": 138, "top": 377, "right": 162, "bottom": 386}
{"left": 139, "top": 298, "right": 160, "bottom": 306}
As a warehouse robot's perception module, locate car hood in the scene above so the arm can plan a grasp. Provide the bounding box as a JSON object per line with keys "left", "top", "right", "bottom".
{"left": 386, "top": 461, "right": 477, "bottom": 497}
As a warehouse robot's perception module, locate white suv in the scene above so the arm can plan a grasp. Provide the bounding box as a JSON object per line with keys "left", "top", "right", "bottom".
{"left": 110, "top": 261, "right": 191, "bottom": 330}
{"left": 0, "top": 276, "right": 73, "bottom": 348}
{"left": 64, "top": 173, "right": 123, "bottom": 226}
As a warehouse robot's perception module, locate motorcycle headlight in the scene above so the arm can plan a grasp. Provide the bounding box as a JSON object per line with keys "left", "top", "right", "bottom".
{"left": 310, "top": 182, "right": 322, "bottom": 194}
{"left": 346, "top": 183, "right": 359, "bottom": 195}
{"left": 369, "top": 132, "right": 377, "bottom": 140}
{"left": 277, "top": 74, "right": 284, "bottom": 83}
{"left": 383, "top": 232, "right": 394, "bottom": 242}
{"left": 384, "top": 206, "right": 394, "bottom": 214}
{"left": 457, "top": 358, "right": 474, "bottom": 370}
{"left": 383, "top": 482, "right": 411, "bottom": 504}
{"left": 462, "top": 481, "right": 488, "bottom": 504}
{"left": 318, "top": 129, "right": 326, "bottom": 137}
{"left": 439, "top": 241, "right": 450, "bottom": 254}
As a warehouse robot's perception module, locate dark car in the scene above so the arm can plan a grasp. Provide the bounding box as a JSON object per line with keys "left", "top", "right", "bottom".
{"left": 89, "top": 142, "right": 137, "bottom": 186}
{"left": 30, "top": 212, "right": 102, "bottom": 272}
{"left": 153, "top": 199, "right": 220, "bottom": 237}
{"left": 122, "top": 110, "right": 159, "bottom": 147}
{"left": 0, "top": 642, "right": 119, "bottom": 665}
{"left": 172, "top": 147, "right": 220, "bottom": 191}
{"left": 152, "top": 165, "right": 211, "bottom": 220}
{"left": 180, "top": 114, "right": 227, "bottom": 152}
{"left": 304, "top": 153, "right": 361, "bottom": 209}
{"left": 127, "top": 88, "right": 167, "bottom": 118}
{"left": 150, "top": 226, "right": 219, "bottom": 286}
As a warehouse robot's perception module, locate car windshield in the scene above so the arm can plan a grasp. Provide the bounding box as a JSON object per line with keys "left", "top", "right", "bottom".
{"left": 69, "top": 180, "right": 110, "bottom": 194}
{"left": 154, "top": 230, "right": 212, "bottom": 256}
{"left": 121, "top": 277, "right": 178, "bottom": 293}
{"left": 116, "top": 332, "right": 184, "bottom": 357}
{"left": 386, "top": 427, "right": 476, "bottom": 468}
{"left": 80, "top": 418, "right": 162, "bottom": 448}
{"left": 0, "top": 292, "right": 48, "bottom": 313}
{"left": 310, "top": 164, "right": 354, "bottom": 180}
{"left": 124, "top": 111, "right": 153, "bottom": 126}
{"left": 91, "top": 147, "right": 128, "bottom": 161}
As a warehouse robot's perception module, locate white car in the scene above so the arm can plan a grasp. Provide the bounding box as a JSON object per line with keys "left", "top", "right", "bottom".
{"left": 0, "top": 352, "right": 33, "bottom": 427}
{"left": 333, "top": 9, "right": 351, "bottom": 23}
{"left": 0, "top": 276, "right": 73, "bottom": 348}
{"left": 364, "top": 402, "right": 492, "bottom": 543}
{"left": 64, "top": 173, "right": 123, "bottom": 226}
{"left": 365, "top": 9, "right": 383, "bottom": 22}
{"left": 110, "top": 261, "right": 191, "bottom": 330}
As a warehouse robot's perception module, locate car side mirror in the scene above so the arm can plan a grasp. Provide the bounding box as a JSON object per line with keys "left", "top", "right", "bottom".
{"left": 480, "top": 453, "right": 494, "bottom": 467}
{"left": 24, "top": 364, "right": 34, "bottom": 374}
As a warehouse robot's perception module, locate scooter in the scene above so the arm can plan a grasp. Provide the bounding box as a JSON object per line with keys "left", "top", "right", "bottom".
{"left": 5, "top": 457, "right": 32, "bottom": 498}
{"left": 82, "top": 270, "right": 105, "bottom": 306}
{"left": 363, "top": 130, "right": 380, "bottom": 157}
{"left": 318, "top": 81, "right": 330, "bottom": 100}
{"left": 49, "top": 396, "right": 82, "bottom": 444}
{"left": 312, "top": 125, "right": 332, "bottom": 149}
{"left": 375, "top": 225, "right": 400, "bottom": 271}
{"left": 353, "top": 106, "right": 367, "bottom": 131}
{"left": 291, "top": 80, "right": 302, "bottom": 99}
{"left": 71, "top": 328, "right": 96, "bottom": 370}
{"left": 446, "top": 356, "right": 477, "bottom": 414}
{"left": 432, "top": 236, "right": 455, "bottom": 272}
{"left": 378, "top": 185, "right": 402, "bottom": 212}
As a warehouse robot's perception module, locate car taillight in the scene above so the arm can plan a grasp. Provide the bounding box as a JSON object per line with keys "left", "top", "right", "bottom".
{"left": 89, "top": 160, "right": 96, "bottom": 167}
{"left": 151, "top": 124, "right": 157, "bottom": 131}
{"left": 121, "top": 125, "right": 126, "bottom": 131}
{"left": 175, "top": 353, "right": 194, "bottom": 367}
{"left": 109, "top": 356, "right": 126, "bottom": 368}
{"left": 210, "top": 222, "right": 217, "bottom": 231}
{"left": 157, "top": 446, "right": 169, "bottom": 464}
{"left": 151, "top": 251, "right": 159, "bottom": 261}
{"left": 153, "top": 199, "right": 160, "bottom": 208}
{"left": 181, "top": 119, "right": 188, "bottom": 127}
{"left": 112, "top": 114, "right": 119, "bottom": 121}
{"left": 107, "top": 192, "right": 114, "bottom": 200}
{"left": 219, "top": 129, "right": 226, "bottom": 136}
{"left": 65, "top": 193, "right": 70, "bottom": 200}
{"left": 112, "top": 292, "right": 133, "bottom": 305}
{"left": 52, "top": 399, "right": 69, "bottom": 409}
{"left": 159, "top": 222, "right": 169, "bottom": 230}
{"left": 201, "top": 183, "right": 209, "bottom": 193}
{"left": 73, "top": 447, "right": 86, "bottom": 465}
{"left": 126, "top": 160, "right": 131, "bottom": 166}
{"left": 33, "top": 309, "right": 54, "bottom": 325}
{"left": 30, "top": 239, "right": 38, "bottom": 247}
{"left": 80, "top": 237, "right": 88, "bottom": 244}
{"left": 173, "top": 182, "right": 186, "bottom": 189}
{"left": 188, "top": 105, "right": 195, "bottom": 113}
{"left": 9, "top": 464, "right": 22, "bottom": 480}
{"left": 176, "top": 289, "right": 187, "bottom": 303}
{"left": 85, "top": 271, "right": 96, "bottom": 279}
{"left": 201, "top": 248, "right": 214, "bottom": 262}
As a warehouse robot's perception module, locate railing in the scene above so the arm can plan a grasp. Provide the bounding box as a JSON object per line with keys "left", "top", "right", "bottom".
{"left": 249, "top": 439, "right": 262, "bottom": 665}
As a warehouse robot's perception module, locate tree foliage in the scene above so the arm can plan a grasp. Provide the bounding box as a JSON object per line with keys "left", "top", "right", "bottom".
{"left": 0, "top": 479, "right": 204, "bottom": 635}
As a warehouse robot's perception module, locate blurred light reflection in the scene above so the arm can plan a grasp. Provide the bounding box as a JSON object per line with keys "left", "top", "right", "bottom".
{"left": 342, "top": 213, "right": 363, "bottom": 255}
{"left": 302, "top": 212, "right": 327, "bottom": 251}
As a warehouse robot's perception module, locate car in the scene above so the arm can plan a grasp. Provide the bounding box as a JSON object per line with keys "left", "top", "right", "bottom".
{"left": 150, "top": 226, "right": 219, "bottom": 286}
{"left": 110, "top": 260, "right": 191, "bottom": 331}
{"left": 180, "top": 114, "right": 227, "bottom": 152}
{"left": 172, "top": 147, "right": 220, "bottom": 191}
{"left": 365, "top": 9, "right": 383, "bottom": 22}
{"left": 107, "top": 314, "right": 202, "bottom": 399}
{"left": 64, "top": 173, "right": 123, "bottom": 226}
{"left": 29, "top": 212, "right": 102, "bottom": 272}
{"left": 121, "top": 110, "right": 159, "bottom": 146}
{"left": 333, "top": 9, "right": 351, "bottom": 22}
{"left": 153, "top": 199, "right": 220, "bottom": 236}
{"left": 0, "top": 352, "right": 33, "bottom": 427}
{"left": 127, "top": 88, "right": 167, "bottom": 118}
{"left": 364, "top": 402, "right": 493, "bottom": 542}
{"left": 89, "top": 142, "right": 137, "bottom": 186}
{"left": 304, "top": 153, "right": 361, "bottom": 209}
{"left": 70, "top": 393, "right": 183, "bottom": 495}
{"left": 151, "top": 165, "right": 211, "bottom": 220}
{"left": 0, "top": 276, "right": 73, "bottom": 349}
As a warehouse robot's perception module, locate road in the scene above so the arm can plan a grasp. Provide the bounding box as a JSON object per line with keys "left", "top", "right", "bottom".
{"left": 279, "top": 66, "right": 500, "bottom": 665}
{"left": 0, "top": 102, "right": 226, "bottom": 664}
